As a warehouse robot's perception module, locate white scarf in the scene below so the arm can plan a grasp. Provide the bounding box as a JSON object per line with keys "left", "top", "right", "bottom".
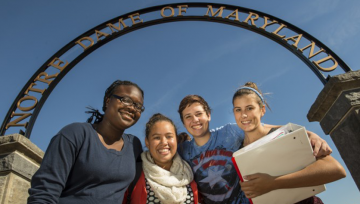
{"left": 141, "top": 151, "right": 194, "bottom": 204}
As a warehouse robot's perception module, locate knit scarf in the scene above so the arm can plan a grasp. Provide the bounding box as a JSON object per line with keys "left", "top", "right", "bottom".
{"left": 141, "top": 151, "right": 194, "bottom": 204}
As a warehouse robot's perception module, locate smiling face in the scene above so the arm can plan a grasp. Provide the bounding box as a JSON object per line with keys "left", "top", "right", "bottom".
{"left": 145, "top": 121, "right": 177, "bottom": 170}
{"left": 182, "top": 102, "right": 211, "bottom": 140}
{"left": 233, "top": 94, "right": 266, "bottom": 133}
{"left": 103, "top": 85, "right": 143, "bottom": 130}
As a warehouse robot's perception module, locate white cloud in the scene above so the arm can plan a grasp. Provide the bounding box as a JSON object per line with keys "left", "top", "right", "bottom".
{"left": 284, "top": 0, "right": 340, "bottom": 24}
{"left": 259, "top": 66, "right": 290, "bottom": 85}
{"left": 325, "top": 5, "right": 360, "bottom": 48}
{"left": 146, "top": 74, "right": 190, "bottom": 111}
{"left": 197, "top": 34, "right": 258, "bottom": 63}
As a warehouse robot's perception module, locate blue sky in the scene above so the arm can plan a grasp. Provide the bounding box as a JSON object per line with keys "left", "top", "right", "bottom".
{"left": 1, "top": 0, "right": 359, "bottom": 203}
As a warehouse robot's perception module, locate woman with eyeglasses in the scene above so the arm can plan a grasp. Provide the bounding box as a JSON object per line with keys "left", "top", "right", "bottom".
{"left": 124, "top": 113, "right": 198, "bottom": 204}
{"left": 28, "top": 80, "right": 145, "bottom": 204}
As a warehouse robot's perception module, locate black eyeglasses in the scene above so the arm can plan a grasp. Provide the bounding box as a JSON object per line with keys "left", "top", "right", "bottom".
{"left": 112, "top": 94, "right": 145, "bottom": 113}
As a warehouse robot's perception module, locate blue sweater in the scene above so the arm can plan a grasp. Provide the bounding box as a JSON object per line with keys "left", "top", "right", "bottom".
{"left": 28, "top": 123, "right": 142, "bottom": 204}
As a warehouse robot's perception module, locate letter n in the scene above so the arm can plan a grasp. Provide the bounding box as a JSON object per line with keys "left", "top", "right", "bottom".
{"left": 5, "top": 112, "right": 31, "bottom": 129}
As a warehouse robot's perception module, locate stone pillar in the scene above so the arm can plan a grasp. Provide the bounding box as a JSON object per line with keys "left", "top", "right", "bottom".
{"left": 0, "top": 134, "right": 44, "bottom": 204}
{"left": 308, "top": 70, "right": 360, "bottom": 191}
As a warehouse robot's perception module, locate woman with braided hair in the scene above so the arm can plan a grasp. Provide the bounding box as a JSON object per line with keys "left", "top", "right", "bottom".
{"left": 28, "top": 80, "right": 145, "bottom": 204}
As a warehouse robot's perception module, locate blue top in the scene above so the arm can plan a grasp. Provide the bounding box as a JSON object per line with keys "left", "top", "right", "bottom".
{"left": 178, "top": 123, "right": 250, "bottom": 204}
{"left": 28, "top": 122, "right": 143, "bottom": 204}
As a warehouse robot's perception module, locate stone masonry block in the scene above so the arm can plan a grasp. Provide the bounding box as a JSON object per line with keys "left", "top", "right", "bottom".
{"left": 330, "top": 108, "right": 360, "bottom": 189}
{"left": 319, "top": 90, "right": 360, "bottom": 134}
{"left": 0, "top": 152, "right": 40, "bottom": 180}
{"left": 0, "top": 174, "right": 9, "bottom": 203}
{"left": 308, "top": 70, "right": 360, "bottom": 122}
{"left": 0, "top": 173, "right": 30, "bottom": 204}
{"left": 0, "top": 134, "right": 43, "bottom": 165}
{"left": 0, "top": 134, "right": 44, "bottom": 204}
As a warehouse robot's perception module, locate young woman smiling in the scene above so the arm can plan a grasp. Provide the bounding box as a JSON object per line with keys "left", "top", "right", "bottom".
{"left": 28, "top": 80, "right": 144, "bottom": 204}
{"left": 232, "top": 82, "right": 346, "bottom": 203}
{"left": 125, "top": 113, "right": 198, "bottom": 204}
{"left": 177, "top": 94, "right": 334, "bottom": 204}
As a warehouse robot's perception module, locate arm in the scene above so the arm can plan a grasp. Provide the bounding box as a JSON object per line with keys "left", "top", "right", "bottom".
{"left": 240, "top": 155, "right": 346, "bottom": 198}
{"left": 307, "top": 130, "right": 332, "bottom": 157}
{"left": 28, "top": 134, "right": 77, "bottom": 203}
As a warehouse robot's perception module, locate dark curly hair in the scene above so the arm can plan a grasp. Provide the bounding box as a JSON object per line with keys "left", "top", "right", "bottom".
{"left": 86, "top": 80, "right": 144, "bottom": 123}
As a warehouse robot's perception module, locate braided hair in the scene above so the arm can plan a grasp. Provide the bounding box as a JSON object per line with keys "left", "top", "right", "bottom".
{"left": 86, "top": 80, "right": 144, "bottom": 123}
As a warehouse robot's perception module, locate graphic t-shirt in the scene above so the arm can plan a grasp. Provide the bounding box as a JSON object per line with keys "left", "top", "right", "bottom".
{"left": 178, "top": 124, "right": 250, "bottom": 204}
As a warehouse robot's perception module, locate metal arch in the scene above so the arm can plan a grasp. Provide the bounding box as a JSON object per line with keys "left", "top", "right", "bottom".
{"left": 0, "top": 2, "right": 353, "bottom": 138}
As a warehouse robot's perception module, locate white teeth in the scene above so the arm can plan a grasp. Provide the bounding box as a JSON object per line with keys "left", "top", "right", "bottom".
{"left": 121, "top": 112, "right": 133, "bottom": 118}
{"left": 192, "top": 125, "right": 202, "bottom": 129}
{"left": 241, "top": 121, "right": 251, "bottom": 124}
{"left": 158, "top": 149, "right": 169, "bottom": 153}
